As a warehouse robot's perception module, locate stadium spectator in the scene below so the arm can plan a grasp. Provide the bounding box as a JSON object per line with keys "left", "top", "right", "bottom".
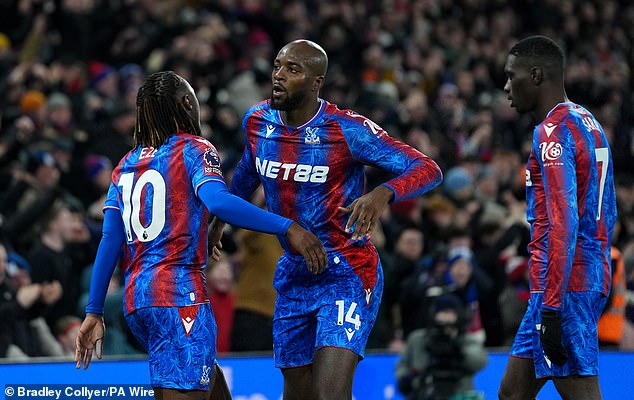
{"left": 0, "top": 242, "right": 64, "bottom": 358}
{"left": 26, "top": 198, "right": 90, "bottom": 331}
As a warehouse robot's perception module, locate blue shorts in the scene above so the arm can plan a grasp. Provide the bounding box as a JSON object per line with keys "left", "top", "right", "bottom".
{"left": 510, "top": 291, "right": 606, "bottom": 378}
{"left": 272, "top": 252, "right": 384, "bottom": 368}
{"left": 125, "top": 303, "right": 217, "bottom": 390}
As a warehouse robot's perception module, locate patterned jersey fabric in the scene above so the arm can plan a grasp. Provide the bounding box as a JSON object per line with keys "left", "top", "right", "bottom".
{"left": 231, "top": 99, "right": 442, "bottom": 293}
{"left": 525, "top": 102, "right": 617, "bottom": 310}
{"left": 104, "top": 132, "right": 224, "bottom": 315}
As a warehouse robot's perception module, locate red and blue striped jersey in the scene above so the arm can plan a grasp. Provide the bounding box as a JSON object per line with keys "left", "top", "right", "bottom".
{"left": 104, "top": 132, "right": 224, "bottom": 315}
{"left": 231, "top": 99, "right": 442, "bottom": 288}
{"left": 525, "top": 102, "right": 617, "bottom": 310}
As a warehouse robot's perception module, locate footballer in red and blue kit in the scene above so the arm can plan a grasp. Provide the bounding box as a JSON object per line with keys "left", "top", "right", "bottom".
{"left": 510, "top": 102, "right": 617, "bottom": 378}
{"left": 86, "top": 131, "right": 294, "bottom": 390}
{"left": 104, "top": 133, "right": 224, "bottom": 315}
{"left": 231, "top": 98, "right": 442, "bottom": 367}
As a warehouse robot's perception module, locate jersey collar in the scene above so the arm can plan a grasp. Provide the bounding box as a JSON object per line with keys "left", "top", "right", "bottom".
{"left": 275, "top": 98, "right": 325, "bottom": 130}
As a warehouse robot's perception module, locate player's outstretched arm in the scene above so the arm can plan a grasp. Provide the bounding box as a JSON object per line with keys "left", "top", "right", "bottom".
{"left": 75, "top": 313, "right": 105, "bottom": 370}
{"left": 199, "top": 180, "right": 327, "bottom": 272}
{"left": 285, "top": 222, "right": 328, "bottom": 274}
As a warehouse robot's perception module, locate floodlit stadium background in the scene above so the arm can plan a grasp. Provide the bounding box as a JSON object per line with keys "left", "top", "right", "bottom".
{"left": 1, "top": 1, "right": 633, "bottom": 398}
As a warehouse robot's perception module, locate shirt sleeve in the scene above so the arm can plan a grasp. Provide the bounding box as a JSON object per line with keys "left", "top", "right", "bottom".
{"left": 103, "top": 180, "right": 120, "bottom": 211}
{"left": 539, "top": 121, "right": 578, "bottom": 310}
{"left": 342, "top": 114, "right": 442, "bottom": 202}
{"left": 85, "top": 208, "right": 124, "bottom": 315}
{"left": 199, "top": 180, "right": 292, "bottom": 235}
{"left": 230, "top": 117, "right": 263, "bottom": 200}
{"left": 182, "top": 137, "right": 227, "bottom": 193}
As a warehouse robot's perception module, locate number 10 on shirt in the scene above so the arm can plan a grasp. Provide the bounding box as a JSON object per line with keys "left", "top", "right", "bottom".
{"left": 118, "top": 170, "right": 167, "bottom": 243}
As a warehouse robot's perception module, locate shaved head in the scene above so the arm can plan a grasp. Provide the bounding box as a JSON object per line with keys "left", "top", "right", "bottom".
{"left": 271, "top": 39, "right": 328, "bottom": 120}
{"left": 278, "top": 39, "right": 328, "bottom": 77}
{"left": 508, "top": 35, "right": 565, "bottom": 82}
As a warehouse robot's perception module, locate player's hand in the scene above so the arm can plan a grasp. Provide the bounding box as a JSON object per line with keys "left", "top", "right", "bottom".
{"left": 286, "top": 222, "right": 328, "bottom": 274}
{"left": 75, "top": 313, "right": 105, "bottom": 370}
{"left": 540, "top": 308, "right": 568, "bottom": 366}
{"left": 208, "top": 217, "right": 226, "bottom": 261}
{"left": 339, "top": 186, "right": 393, "bottom": 242}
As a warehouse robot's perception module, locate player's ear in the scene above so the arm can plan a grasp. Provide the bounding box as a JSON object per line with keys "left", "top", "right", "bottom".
{"left": 312, "top": 75, "right": 325, "bottom": 93}
{"left": 530, "top": 66, "right": 543, "bottom": 85}
{"left": 182, "top": 94, "right": 194, "bottom": 112}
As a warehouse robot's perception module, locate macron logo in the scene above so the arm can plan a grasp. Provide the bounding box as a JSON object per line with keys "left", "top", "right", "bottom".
{"left": 544, "top": 123, "right": 556, "bottom": 137}
{"left": 266, "top": 124, "right": 275, "bottom": 138}
{"left": 182, "top": 317, "right": 195, "bottom": 337}
{"left": 178, "top": 305, "right": 199, "bottom": 338}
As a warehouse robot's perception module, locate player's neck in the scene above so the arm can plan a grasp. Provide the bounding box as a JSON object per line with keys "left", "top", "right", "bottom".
{"left": 281, "top": 98, "right": 321, "bottom": 127}
{"left": 536, "top": 91, "right": 569, "bottom": 122}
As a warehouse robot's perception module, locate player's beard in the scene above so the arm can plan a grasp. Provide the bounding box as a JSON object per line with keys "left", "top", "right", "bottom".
{"left": 270, "top": 90, "right": 305, "bottom": 111}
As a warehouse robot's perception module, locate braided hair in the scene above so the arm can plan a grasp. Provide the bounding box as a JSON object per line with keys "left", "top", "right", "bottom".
{"left": 133, "top": 71, "right": 201, "bottom": 148}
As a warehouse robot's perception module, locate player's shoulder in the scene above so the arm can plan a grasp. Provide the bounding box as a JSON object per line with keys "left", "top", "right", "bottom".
{"left": 568, "top": 103, "right": 602, "bottom": 131}
{"left": 112, "top": 147, "right": 139, "bottom": 173}
{"left": 329, "top": 104, "right": 390, "bottom": 140}
{"left": 176, "top": 132, "right": 218, "bottom": 151}
{"left": 543, "top": 103, "right": 572, "bottom": 125}
{"left": 174, "top": 131, "right": 205, "bottom": 143}
{"left": 567, "top": 102, "right": 594, "bottom": 119}
{"left": 322, "top": 101, "right": 365, "bottom": 125}
{"left": 244, "top": 100, "right": 272, "bottom": 121}
{"left": 538, "top": 102, "right": 579, "bottom": 140}
{"left": 323, "top": 101, "right": 384, "bottom": 131}
{"left": 547, "top": 102, "right": 598, "bottom": 126}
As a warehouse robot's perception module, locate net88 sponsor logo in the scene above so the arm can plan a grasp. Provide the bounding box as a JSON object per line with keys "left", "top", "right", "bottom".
{"left": 255, "top": 157, "right": 329, "bottom": 183}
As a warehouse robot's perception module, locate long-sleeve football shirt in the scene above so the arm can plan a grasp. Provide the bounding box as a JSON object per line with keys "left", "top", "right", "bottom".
{"left": 525, "top": 102, "right": 617, "bottom": 310}
{"left": 231, "top": 99, "right": 442, "bottom": 292}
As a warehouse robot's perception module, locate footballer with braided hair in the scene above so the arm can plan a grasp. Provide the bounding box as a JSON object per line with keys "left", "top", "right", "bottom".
{"left": 75, "top": 71, "right": 327, "bottom": 400}
{"left": 133, "top": 70, "right": 201, "bottom": 148}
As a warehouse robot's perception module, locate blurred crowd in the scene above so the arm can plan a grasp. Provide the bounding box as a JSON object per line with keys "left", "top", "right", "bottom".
{"left": 1, "top": 0, "right": 634, "bottom": 359}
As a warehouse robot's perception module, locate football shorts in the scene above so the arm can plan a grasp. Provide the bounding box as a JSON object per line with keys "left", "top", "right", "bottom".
{"left": 510, "top": 291, "right": 606, "bottom": 378}
{"left": 126, "top": 303, "right": 217, "bottom": 390}
{"left": 272, "top": 252, "right": 383, "bottom": 368}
